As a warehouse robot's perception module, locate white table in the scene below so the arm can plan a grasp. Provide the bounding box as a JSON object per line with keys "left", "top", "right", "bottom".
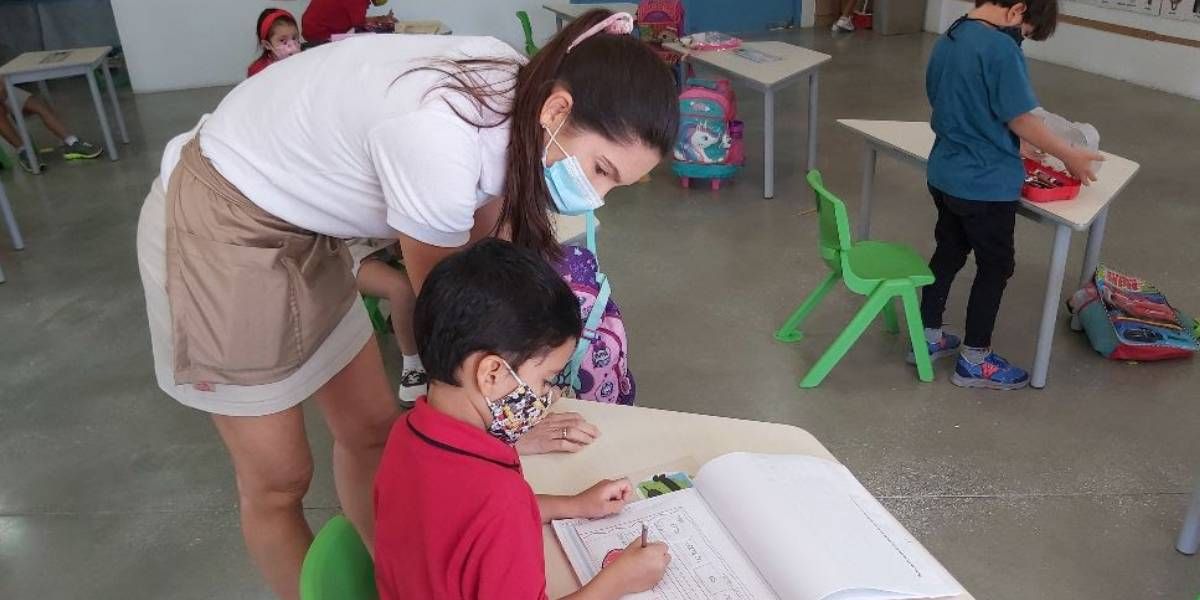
{"left": 666, "top": 41, "right": 832, "bottom": 199}
{"left": 0, "top": 46, "right": 129, "bottom": 174}
{"left": 524, "top": 399, "right": 975, "bottom": 599}
{"left": 838, "top": 119, "right": 1141, "bottom": 389}
{"left": 543, "top": 2, "right": 639, "bottom": 30}
{"left": 0, "top": 179, "right": 24, "bottom": 283}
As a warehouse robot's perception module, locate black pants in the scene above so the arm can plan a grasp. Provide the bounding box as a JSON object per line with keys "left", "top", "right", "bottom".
{"left": 919, "top": 185, "right": 1017, "bottom": 349}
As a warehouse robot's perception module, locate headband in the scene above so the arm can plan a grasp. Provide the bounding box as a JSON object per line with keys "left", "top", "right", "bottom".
{"left": 259, "top": 9, "right": 294, "bottom": 41}
{"left": 566, "top": 12, "right": 635, "bottom": 53}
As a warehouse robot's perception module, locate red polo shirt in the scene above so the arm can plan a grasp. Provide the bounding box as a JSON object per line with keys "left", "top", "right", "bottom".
{"left": 374, "top": 398, "right": 548, "bottom": 600}
{"left": 301, "top": 0, "right": 369, "bottom": 44}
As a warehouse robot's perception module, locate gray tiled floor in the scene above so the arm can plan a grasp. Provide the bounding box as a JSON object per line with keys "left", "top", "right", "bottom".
{"left": 2, "top": 27, "right": 1198, "bottom": 599}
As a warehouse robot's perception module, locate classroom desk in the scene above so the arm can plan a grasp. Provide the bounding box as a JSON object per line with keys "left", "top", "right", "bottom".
{"left": 543, "top": 2, "right": 640, "bottom": 30}
{"left": 0, "top": 46, "right": 129, "bottom": 174}
{"left": 0, "top": 179, "right": 24, "bottom": 284}
{"left": 524, "top": 398, "right": 975, "bottom": 599}
{"left": 838, "top": 119, "right": 1141, "bottom": 389}
{"left": 665, "top": 41, "right": 832, "bottom": 199}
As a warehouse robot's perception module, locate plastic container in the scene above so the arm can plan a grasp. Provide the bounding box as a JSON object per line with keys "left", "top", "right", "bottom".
{"left": 1022, "top": 158, "right": 1080, "bottom": 203}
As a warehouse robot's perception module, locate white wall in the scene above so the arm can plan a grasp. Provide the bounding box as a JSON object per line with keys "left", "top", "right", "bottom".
{"left": 110, "top": 0, "right": 559, "bottom": 93}
{"left": 924, "top": 0, "right": 1200, "bottom": 99}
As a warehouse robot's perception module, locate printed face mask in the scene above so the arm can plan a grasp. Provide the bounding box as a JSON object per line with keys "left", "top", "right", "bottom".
{"left": 484, "top": 361, "right": 557, "bottom": 445}
{"left": 542, "top": 121, "right": 605, "bottom": 216}
{"left": 272, "top": 39, "right": 301, "bottom": 60}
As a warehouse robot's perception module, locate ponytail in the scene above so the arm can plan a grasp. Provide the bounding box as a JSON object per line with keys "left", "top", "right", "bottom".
{"left": 404, "top": 9, "right": 678, "bottom": 260}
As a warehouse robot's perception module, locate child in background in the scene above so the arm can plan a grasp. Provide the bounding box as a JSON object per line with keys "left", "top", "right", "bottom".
{"left": 348, "top": 239, "right": 426, "bottom": 406}
{"left": 374, "top": 239, "right": 670, "bottom": 600}
{"left": 301, "top": 0, "right": 398, "bottom": 46}
{"left": 247, "top": 8, "right": 301, "bottom": 78}
{"left": 921, "top": 0, "right": 1103, "bottom": 390}
{"left": 0, "top": 78, "right": 102, "bottom": 173}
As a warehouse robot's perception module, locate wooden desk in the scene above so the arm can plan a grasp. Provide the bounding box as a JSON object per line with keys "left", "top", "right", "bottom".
{"left": 0, "top": 47, "right": 128, "bottom": 173}
{"left": 542, "top": 2, "right": 640, "bottom": 30}
{"left": 666, "top": 41, "right": 832, "bottom": 199}
{"left": 524, "top": 399, "right": 974, "bottom": 599}
{"left": 837, "top": 119, "right": 1141, "bottom": 389}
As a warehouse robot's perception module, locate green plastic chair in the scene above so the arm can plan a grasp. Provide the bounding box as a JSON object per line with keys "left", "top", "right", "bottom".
{"left": 774, "top": 170, "right": 935, "bottom": 388}
{"left": 300, "top": 515, "right": 378, "bottom": 600}
{"left": 516, "top": 11, "right": 539, "bottom": 56}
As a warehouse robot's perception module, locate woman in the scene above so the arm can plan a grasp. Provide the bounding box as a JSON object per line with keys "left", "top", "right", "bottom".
{"left": 136, "top": 10, "right": 677, "bottom": 599}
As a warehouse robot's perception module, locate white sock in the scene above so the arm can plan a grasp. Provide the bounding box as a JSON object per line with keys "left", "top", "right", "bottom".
{"left": 402, "top": 354, "right": 424, "bottom": 373}
{"left": 961, "top": 346, "right": 990, "bottom": 364}
{"left": 924, "top": 327, "right": 943, "bottom": 344}
{"left": 63, "top": 135, "right": 78, "bottom": 146}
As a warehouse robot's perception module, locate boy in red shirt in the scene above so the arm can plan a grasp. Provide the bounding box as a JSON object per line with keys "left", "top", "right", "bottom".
{"left": 374, "top": 239, "right": 670, "bottom": 600}
{"left": 302, "top": 0, "right": 397, "bottom": 45}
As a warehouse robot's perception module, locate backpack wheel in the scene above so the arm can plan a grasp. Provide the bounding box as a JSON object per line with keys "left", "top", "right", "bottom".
{"left": 711, "top": 179, "right": 721, "bottom": 191}
{"left": 680, "top": 177, "right": 690, "bottom": 188}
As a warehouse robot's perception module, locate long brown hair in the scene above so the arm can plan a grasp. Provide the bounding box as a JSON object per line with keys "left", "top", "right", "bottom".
{"left": 405, "top": 9, "right": 679, "bottom": 259}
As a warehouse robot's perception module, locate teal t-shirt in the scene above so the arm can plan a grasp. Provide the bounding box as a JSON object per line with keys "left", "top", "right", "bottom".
{"left": 926, "top": 19, "right": 1038, "bottom": 202}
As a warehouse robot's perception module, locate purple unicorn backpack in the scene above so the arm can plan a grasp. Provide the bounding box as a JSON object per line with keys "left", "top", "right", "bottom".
{"left": 553, "top": 213, "right": 636, "bottom": 405}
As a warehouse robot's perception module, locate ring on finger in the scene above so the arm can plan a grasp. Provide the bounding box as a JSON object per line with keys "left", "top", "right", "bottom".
{"left": 560, "top": 427, "right": 568, "bottom": 440}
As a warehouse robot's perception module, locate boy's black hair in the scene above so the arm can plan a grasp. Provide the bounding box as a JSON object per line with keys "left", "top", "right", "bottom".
{"left": 413, "top": 239, "right": 582, "bottom": 386}
{"left": 976, "top": 0, "right": 1058, "bottom": 41}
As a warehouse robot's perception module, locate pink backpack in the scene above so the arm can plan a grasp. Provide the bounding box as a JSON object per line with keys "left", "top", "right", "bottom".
{"left": 637, "top": 0, "right": 685, "bottom": 43}
{"left": 553, "top": 213, "right": 635, "bottom": 405}
{"left": 672, "top": 78, "right": 745, "bottom": 189}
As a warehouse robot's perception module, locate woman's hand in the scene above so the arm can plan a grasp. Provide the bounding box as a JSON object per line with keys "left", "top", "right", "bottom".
{"left": 515, "top": 411, "right": 599, "bottom": 455}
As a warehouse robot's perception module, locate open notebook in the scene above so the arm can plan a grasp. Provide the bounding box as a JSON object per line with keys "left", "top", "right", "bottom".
{"left": 552, "top": 453, "right": 964, "bottom": 600}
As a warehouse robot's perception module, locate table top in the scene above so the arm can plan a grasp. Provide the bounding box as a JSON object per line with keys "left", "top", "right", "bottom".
{"left": 524, "top": 398, "right": 973, "bottom": 600}
{"left": 664, "top": 40, "right": 831, "bottom": 89}
{"left": 838, "top": 119, "right": 1141, "bottom": 232}
{"left": 542, "top": 2, "right": 639, "bottom": 19}
{"left": 0, "top": 46, "right": 111, "bottom": 77}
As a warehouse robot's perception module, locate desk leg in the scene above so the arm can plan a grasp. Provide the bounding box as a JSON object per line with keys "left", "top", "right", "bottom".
{"left": 807, "top": 71, "right": 819, "bottom": 172}
{"left": 0, "top": 182, "right": 25, "bottom": 250}
{"left": 5, "top": 79, "right": 40, "bottom": 175}
{"left": 36, "top": 80, "right": 52, "bottom": 105}
{"left": 1032, "top": 224, "right": 1071, "bottom": 389}
{"left": 1071, "top": 206, "right": 1109, "bottom": 331}
{"left": 763, "top": 88, "right": 775, "bottom": 199}
{"left": 102, "top": 63, "right": 129, "bottom": 144}
{"left": 857, "top": 145, "right": 876, "bottom": 240}
{"left": 85, "top": 71, "right": 119, "bottom": 161}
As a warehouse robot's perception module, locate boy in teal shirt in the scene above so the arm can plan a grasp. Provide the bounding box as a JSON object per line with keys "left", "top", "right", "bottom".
{"left": 921, "top": 0, "right": 1103, "bottom": 390}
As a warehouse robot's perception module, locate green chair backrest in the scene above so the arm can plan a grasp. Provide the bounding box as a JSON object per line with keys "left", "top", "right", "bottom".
{"left": 300, "top": 515, "right": 378, "bottom": 600}
{"left": 516, "top": 11, "right": 539, "bottom": 56}
{"left": 805, "top": 170, "right": 854, "bottom": 272}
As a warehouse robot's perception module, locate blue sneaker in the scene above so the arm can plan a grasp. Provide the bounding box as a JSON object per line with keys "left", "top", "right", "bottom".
{"left": 951, "top": 352, "right": 1029, "bottom": 390}
{"left": 907, "top": 332, "right": 961, "bottom": 365}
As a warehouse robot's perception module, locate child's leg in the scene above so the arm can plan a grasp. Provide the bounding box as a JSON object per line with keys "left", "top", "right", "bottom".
{"left": 920, "top": 186, "right": 973, "bottom": 333}
{"left": 959, "top": 201, "right": 1018, "bottom": 349}
{"left": 356, "top": 261, "right": 418, "bottom": 356}
{"left": 21, "top": 94, "right": 71, "bottom": 142}
{"left": 0, "top": 101, "right": 24, "bottom": 149}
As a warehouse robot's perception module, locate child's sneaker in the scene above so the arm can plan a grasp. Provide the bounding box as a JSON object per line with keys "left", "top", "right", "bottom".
{"left": 832, "top": 16, "right": 855, "bottom": 32}
{"left": 17, "top": 150, "right": 45, "bottom": 174}
{"left": 951, "top": 352, "right": 1029, "bottom": 390}
{"left": 906, "top": 332, "right": 961, "bottom": 365}
{"left": 62, "top": 140, "right": 103, "bottom": 160}
{"left": 397, "top": 369, "right": 428, "bottom": 408}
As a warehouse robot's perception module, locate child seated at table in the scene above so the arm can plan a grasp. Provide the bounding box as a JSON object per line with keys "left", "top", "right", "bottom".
{"left": 0, "top": 77, "right": 102, "bottom": 173}
{"left": 373, "top": 239, "right": 670, "bottom": 600}
{"left": 248, "top": 8, "right": 302, "bottom": 78}
{"left": 921, "top": 0, "right": 1102, "bottom": 390}
{"left": 301, "top": 0, "right": 398, "bottom": 46}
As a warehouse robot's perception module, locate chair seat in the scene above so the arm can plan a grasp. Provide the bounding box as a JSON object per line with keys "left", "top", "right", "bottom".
{"left": 846, "top": 241, "right": 934, "bottom": 286}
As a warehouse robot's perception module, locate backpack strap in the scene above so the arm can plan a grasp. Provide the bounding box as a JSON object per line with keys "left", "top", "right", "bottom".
{"left": 567, "top": 271, "right": 612, "bottom": 389}
{"left": 585, "top": 210, "right": 598, "bottom": 258}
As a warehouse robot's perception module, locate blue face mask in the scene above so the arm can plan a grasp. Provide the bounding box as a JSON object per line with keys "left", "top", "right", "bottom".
{"left": 542, "top": 121, "right": 604, "bottom": 216}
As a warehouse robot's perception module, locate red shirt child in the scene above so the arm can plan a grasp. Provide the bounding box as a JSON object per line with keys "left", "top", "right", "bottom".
{"left": 248, "top": 9, "right": 301, "bottom": 78}
{"left": 302, "top": 0, "right": 371, "bottom": 44}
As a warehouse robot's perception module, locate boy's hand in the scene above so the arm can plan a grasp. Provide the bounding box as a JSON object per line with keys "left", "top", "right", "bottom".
{"left": 515, "top": 411, "right": 599, "bottom": 455}
{"left": 1020, "top": 139, "right": 1044, "bottom": 160}
{"left": 606, "top": 539, "right": 671, "bottom": 594}
{"left": 1064, "top": 148, "right": 1104, "bottom": 184}
{"left": 572, "top": 478, "right": 633, "bottom": 519}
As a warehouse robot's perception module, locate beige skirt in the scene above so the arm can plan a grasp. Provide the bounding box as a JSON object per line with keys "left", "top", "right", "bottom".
{"left": 137, "top": 173, "right": 373, "bottom": 417}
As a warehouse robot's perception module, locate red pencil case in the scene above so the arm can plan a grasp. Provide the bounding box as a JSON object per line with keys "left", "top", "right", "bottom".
{"left": 1022, "top": 158, "right": 1080, "bottom": 203}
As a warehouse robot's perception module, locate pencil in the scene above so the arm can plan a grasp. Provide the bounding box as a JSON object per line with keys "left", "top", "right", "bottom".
{"left": 640, "top": 523, "right": 647, "bottom": 548}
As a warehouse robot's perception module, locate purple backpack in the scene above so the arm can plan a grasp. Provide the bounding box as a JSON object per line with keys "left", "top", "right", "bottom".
{"left": 553, "top": 213, "right": 635, "bottom": 405}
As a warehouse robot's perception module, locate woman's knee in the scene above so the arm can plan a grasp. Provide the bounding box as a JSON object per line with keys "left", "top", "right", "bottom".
{"left": 234, "top": 456, "right": 314, "bottom": 509}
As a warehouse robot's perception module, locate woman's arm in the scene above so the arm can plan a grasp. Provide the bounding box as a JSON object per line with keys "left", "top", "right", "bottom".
{"left": 396, "top": 234, "right": 458, "bottom": 296}
{"left": 470, "top": 196, "right": 507, "bottom": 243}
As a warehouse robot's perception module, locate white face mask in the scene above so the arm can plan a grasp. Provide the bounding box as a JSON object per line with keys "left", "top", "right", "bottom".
{"left": 542, "top": 121, "right": 605, "bottom": 216}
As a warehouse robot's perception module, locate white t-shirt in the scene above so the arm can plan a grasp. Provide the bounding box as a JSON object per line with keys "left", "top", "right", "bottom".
{"left": 165, "top": 35, "right": 522, "bottom": 247}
